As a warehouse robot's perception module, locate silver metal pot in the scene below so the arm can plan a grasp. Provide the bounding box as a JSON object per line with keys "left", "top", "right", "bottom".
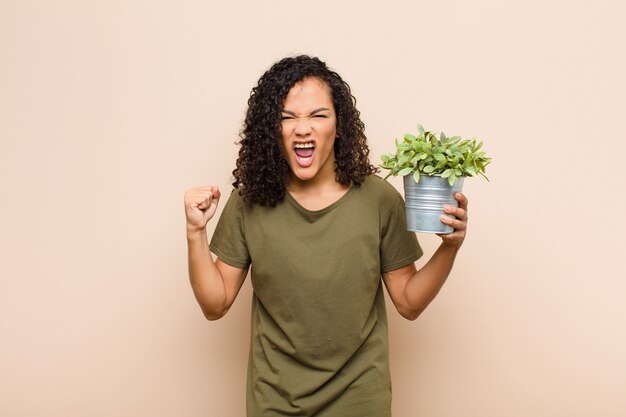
{"left": 403, "top": 174, "right": 464, "bottom": 234}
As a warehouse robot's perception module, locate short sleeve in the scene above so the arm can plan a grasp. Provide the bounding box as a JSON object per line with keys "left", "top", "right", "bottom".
{"left": 380, "top": 194, "right": 423, "bottom": 273}
{"left": 209, "top": 190, "right": 251, "bottom": 269}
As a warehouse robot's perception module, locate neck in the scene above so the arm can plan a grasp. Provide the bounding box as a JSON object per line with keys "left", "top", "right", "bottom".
{"left": 287, "top": 156, "right": 342, "bottom": 194}
{"left": 286, "top": 158, "right": 352, "bottom": 211}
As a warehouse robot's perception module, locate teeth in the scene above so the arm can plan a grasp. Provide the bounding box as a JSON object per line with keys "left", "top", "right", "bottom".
{"left": 294, "top": 143, "right": 315, "bottom": 149}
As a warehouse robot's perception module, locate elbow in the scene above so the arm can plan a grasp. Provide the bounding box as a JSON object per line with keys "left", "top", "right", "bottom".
{"left": 399, "top": 307, "right": 422, "bottom": 321}
{"left": 202, "top": 306, "right": 228, "bottom": 321}
{"left": 403, "top": 312, "right": 420, "bottom": 321}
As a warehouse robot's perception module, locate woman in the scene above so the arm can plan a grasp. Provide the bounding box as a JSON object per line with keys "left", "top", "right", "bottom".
{"left": 184, "top": 55, "right": 468, "bottom": 417}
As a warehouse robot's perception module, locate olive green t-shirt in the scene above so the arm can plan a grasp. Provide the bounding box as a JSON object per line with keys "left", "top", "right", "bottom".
{"left": 209, "top": 175, "right": 422, "bottom": 417}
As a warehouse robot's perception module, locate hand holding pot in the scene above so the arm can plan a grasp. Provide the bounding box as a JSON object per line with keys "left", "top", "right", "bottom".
{"left": 438, "top": 192, "right": 468, "bottom": 247}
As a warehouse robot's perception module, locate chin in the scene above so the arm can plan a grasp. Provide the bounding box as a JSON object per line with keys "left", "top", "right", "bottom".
{"left": 290, "top": 167, "right": 318, "bottom": 182}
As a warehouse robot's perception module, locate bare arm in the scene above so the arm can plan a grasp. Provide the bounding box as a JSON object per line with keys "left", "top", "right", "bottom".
{"left": 184, "top": 186, "right": 248, "bottom": 320}
{"left": 383, "top": 192, "right": 468, "bottom": 320}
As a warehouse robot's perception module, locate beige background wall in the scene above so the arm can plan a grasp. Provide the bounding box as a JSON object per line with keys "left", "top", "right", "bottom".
{"left": 1, "top": 1, "right": 625, "bottom": 416}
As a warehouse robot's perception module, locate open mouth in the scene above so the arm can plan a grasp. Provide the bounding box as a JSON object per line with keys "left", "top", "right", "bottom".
{"left": 293, "top": 142, "right": 315, "bottom": 167}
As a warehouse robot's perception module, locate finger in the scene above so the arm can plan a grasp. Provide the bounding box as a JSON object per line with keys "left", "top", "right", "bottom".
{"left": 196, "top": 194, "right": 212, "bottom": 210}
{"left": 190, "top": 186, "right": 215, "bottom": 193}
{"left": 455, "top": 192, "right": 468, "bottom": 210}
{"left": 184, "top": 186, "right": 215, "bottom": 204}
{"left": 440, "top": 214, "right": 467, "bottom": 231}
{"left": 444, "top": 205, "right": 467, "bottom": 220}
{"left": 436, "top": 231, "right": 465, "bottom": 240}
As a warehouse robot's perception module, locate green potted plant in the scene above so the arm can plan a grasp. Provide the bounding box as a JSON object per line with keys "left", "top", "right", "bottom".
{"left": 380, "top": 124, "right": 492, "bottom": 234}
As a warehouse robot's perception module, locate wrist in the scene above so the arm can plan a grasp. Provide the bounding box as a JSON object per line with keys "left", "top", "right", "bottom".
{"left": 186, "top": 226, "right": 207, "bottom": 240}
{"left": 440, "top": 239, "right": 462, "bottom": 252}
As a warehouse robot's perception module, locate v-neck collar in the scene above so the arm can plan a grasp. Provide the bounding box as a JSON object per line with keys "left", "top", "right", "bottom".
{"left": 284, "top": 186, "right": 355, "bottom": 217}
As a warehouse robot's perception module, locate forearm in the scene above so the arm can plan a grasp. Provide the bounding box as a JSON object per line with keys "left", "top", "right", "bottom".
{"left": 187, "top": 229, "right": 228, "bottom": 320}
{"left": 403, "top": 242, "right": 461, "bottom": 319}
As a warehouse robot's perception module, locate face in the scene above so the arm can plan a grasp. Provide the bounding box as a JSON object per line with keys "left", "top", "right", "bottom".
{"left": 280, "top": 77, "right": 337, "bottom": 186}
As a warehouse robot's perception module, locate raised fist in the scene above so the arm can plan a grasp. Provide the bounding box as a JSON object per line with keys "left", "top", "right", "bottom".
{"left": 184, "top": 186, "right": 221, "bottom": 232}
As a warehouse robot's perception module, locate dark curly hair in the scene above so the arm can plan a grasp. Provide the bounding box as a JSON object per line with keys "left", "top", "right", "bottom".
{"left": 232, "top": 55, "right": 378, "bottom": 207}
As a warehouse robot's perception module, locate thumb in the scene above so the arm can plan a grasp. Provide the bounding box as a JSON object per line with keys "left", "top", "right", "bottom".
{"left": 204, "top": 186, "right": 221, "bottom": 221}
{"left": 212, "top": 186, "right": 221, "bottom": 203}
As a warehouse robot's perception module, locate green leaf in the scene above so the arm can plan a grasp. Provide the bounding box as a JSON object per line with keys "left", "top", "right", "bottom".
{"left": 383, "top": 124, "right": 491, "bottom": 182}
{"left": 413, "top": 170, "right": 420, "bottom": 183}
{"left": 398, "top": 167, "right": 413, "bottom": 176}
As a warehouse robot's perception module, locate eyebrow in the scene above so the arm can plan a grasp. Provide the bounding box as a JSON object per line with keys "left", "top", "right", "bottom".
{"left": 281, "top": 107, "right": 331, "bottom": 116}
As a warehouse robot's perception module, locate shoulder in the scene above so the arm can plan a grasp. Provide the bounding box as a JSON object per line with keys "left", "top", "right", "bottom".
{"left": 219, "top": 188, "right": 247, "bottom": 219}
{"left": 220, "top": 187, "right": 278, "bottom": 221}
{"left": 222, "top": 188, "right": 244, "bottom": 206}
{"left": 358, "top": 174, "right": 403, "bottom": 202}
{"left": 350, "top": 174, "right": 405, "bottom": 215}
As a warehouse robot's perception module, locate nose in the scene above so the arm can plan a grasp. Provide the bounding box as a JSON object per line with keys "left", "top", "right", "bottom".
{"left": 293, "top": 118, "right": 312, "bottom": 136}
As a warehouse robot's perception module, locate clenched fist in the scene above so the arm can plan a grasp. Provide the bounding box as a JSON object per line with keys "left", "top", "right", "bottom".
{"left": 184, "top": 186, "right": 221, "bottom": 233}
